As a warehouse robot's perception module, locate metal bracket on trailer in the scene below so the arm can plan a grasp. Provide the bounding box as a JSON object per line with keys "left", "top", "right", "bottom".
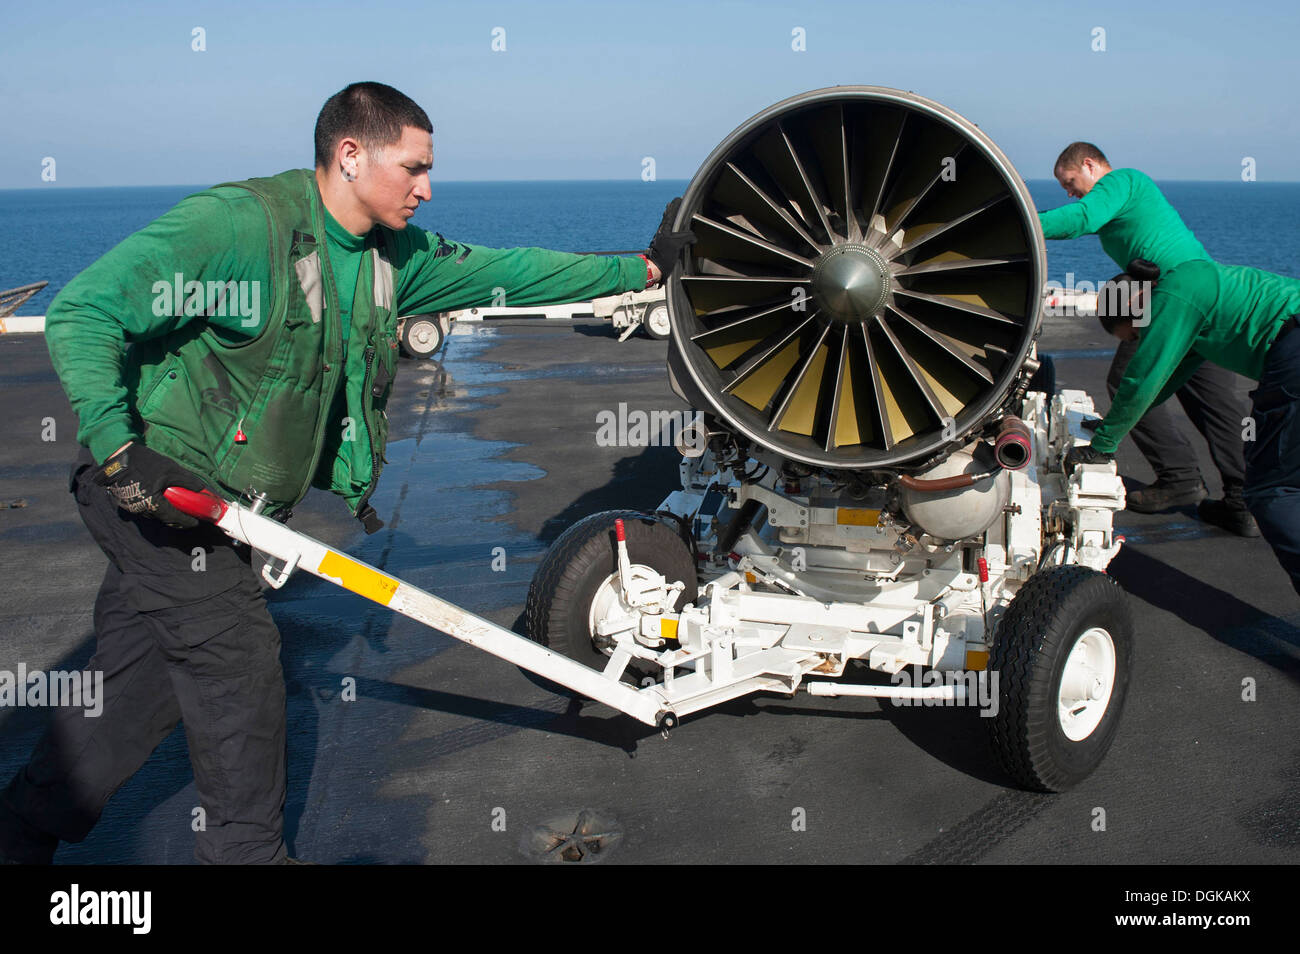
{"left": 164, "top": 487, "right": 675, "bottom": 731}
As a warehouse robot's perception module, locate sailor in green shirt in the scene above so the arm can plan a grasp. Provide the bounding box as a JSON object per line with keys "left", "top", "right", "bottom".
{"left": 1039, "top": 154, "right": 1210, "bottom": 270}
{"left": 0, "top": 82, "right": 697, "bottom": 866}
{"left": 1039, "top": 142, "right": 1256, "bottom": 536}
{"left": 1066, "top": 261, "right": 1300, "bottom": 597}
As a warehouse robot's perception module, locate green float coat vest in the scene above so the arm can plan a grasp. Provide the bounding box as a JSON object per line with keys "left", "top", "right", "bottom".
{"left": 127, "top": 169, "right": 397, "bottom": 523}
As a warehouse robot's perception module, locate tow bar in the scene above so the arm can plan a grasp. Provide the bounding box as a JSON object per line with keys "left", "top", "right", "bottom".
{"left": 164, "top": 487, "right": 677, "bottom": 733}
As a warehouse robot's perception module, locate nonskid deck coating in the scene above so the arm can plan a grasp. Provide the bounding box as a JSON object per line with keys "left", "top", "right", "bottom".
{"left": 0, "top": 320, "right": 1296, "bottom": 864}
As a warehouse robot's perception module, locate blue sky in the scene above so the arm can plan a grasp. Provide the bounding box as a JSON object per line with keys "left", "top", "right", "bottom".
{"left": 2, "top": 0, "right": 1296, "bottom": 188}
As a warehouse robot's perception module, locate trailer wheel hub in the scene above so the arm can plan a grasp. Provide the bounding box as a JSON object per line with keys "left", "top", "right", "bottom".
{"left": 1057, "top": 626, "right": 1117, "bottom": 741}
{"left": 588, "top": 567, "right": 670, "bottom": 647}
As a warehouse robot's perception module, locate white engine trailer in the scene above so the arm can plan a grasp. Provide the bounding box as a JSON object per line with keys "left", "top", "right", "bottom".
{"left": 524, "top": 381, "right": 1130, "bottom": 791}
{"left": 166, "top": 366, "right": 1130, "bottom": 796}
{"left": 526, "top": 85, "right": 1138, "bottom": 791}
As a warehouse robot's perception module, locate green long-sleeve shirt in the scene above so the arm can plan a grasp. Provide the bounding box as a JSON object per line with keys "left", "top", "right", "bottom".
{"left": 322, "top": 204, "right": 367, "bottom": 361}
{"left": 46, "top": 178, "right": 650, "bottom": 464}
{"left": 1091, "top": 260, "right": 1300, "bottom": 453}
{"left": 1037, "top": 168, "right": 1209, "bottom": 273}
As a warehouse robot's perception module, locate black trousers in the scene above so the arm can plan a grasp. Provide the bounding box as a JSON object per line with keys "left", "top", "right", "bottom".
{"left": 1107, "top": 337, "right": 1249, "bottom": 489}
{"left": 0, "top": 447, "right": 287, "bottom": 864}
{"left": 1244, "top": 324, "right": 1300, "bottom": 597}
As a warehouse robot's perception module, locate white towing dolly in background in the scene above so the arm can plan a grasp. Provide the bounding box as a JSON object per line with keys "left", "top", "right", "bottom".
{"left": 394, "top": 289, "right": 674, "bottom": 357}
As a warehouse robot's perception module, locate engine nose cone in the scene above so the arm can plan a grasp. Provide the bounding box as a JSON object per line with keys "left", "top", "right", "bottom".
{"left": 812, "top": 244, "right": 891, "bottom": 322}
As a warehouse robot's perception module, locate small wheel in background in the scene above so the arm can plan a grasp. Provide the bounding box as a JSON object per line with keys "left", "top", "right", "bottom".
{"left": 399, "top": 314, "right": 445, "bottom": 358}
{"left": 642, "top": 303, "right": 671, "bottom": 340}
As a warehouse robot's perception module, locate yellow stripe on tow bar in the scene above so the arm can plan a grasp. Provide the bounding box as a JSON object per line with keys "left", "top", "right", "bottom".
{"left": 660, "top": 617, "right": 678, "bottom": 641}
{"left": 318, "top": 551, "right": 400, "bottom": 606}
{"left": 837, "top": 507, "right": 881, "bottom": 526}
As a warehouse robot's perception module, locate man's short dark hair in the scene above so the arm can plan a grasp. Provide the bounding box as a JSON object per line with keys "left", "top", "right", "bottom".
{"left": 1054, "top": 142, "right": 1109, "bottom": 174}
{"left": 314, "top": 82, "right": 433, "bottom": 169}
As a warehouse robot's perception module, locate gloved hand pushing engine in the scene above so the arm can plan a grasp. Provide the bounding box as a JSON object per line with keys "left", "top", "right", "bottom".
{"left": 92, "top": 442, "right": 214, "bottom": 528}
{"left": 1065, "top": 444, "right": 1115, "bottom": 471}
{"left": 646, "top": 197, "right": 697, "bottom": 282}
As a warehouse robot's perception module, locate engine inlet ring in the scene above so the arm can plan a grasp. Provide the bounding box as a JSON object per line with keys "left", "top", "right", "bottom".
{"left": 666, "top": 86, "right": 1046, "bottom": 471}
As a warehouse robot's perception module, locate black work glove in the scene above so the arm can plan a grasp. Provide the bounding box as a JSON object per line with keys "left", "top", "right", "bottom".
{"left": 646, "top": 198, "right": 697, "bottom": 282}
{"left": 92, "top": 442, "right": 211, "bottom": 528}
{"left": 1065, "top": 444, "right": 1114, "bottom": 471}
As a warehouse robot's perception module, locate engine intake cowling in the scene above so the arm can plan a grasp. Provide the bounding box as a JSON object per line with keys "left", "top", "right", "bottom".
{"left": 666, "top": 86, "right": 1047, "bottom": 472}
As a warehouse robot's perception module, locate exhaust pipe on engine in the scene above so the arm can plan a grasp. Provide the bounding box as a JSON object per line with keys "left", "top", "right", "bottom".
{"left": 993, "top": 416, "right": 1033, "bottom": 471}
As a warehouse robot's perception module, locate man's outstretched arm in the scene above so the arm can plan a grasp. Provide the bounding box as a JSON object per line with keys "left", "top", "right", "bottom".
{"left": 391, "top": 199, "right": 699, "bottom": 315}
{"left": 1038, "top": 173, "right": 1131, "bottom": 240}
{"left": 390, "top": 236, "right": 644, "bottom": 317}
{"left": 391, "top": 229, "right": 652, "bottom": 317}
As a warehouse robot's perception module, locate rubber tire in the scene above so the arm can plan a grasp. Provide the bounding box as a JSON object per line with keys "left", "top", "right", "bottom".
{"left": 642, "top": 303, "right": 671, "bottom": 340}
{"left": 524, "top": 510, "right": 698, "bottom": 693}
{"left": 985, "top": 565, "right": 1133, "bottom": 792}
{"left": 400, "top": 315, "right": 444, "bottom": 358}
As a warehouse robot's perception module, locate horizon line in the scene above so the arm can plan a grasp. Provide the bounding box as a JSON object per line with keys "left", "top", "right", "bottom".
{"left": 3, "top": 175, "right": 1299, "bottom": 192}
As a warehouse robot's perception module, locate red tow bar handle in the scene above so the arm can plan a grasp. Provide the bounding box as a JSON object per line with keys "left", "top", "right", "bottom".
{"left": 163, "top": 487, "right": 229, "bottom": 523}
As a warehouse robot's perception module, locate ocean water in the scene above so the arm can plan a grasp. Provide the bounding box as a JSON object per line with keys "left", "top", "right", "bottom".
{"left": 1, "top": 177, "right": 1297, "bottom": 317}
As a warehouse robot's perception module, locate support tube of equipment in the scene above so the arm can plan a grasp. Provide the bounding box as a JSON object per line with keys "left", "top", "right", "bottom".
{"left": 994, "top": 415, "right": 1033, "bottom": 470}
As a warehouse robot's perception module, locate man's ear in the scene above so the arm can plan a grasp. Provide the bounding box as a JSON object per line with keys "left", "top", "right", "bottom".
{"left": 336, "top": 137, "right": 362, "bottom": 171}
